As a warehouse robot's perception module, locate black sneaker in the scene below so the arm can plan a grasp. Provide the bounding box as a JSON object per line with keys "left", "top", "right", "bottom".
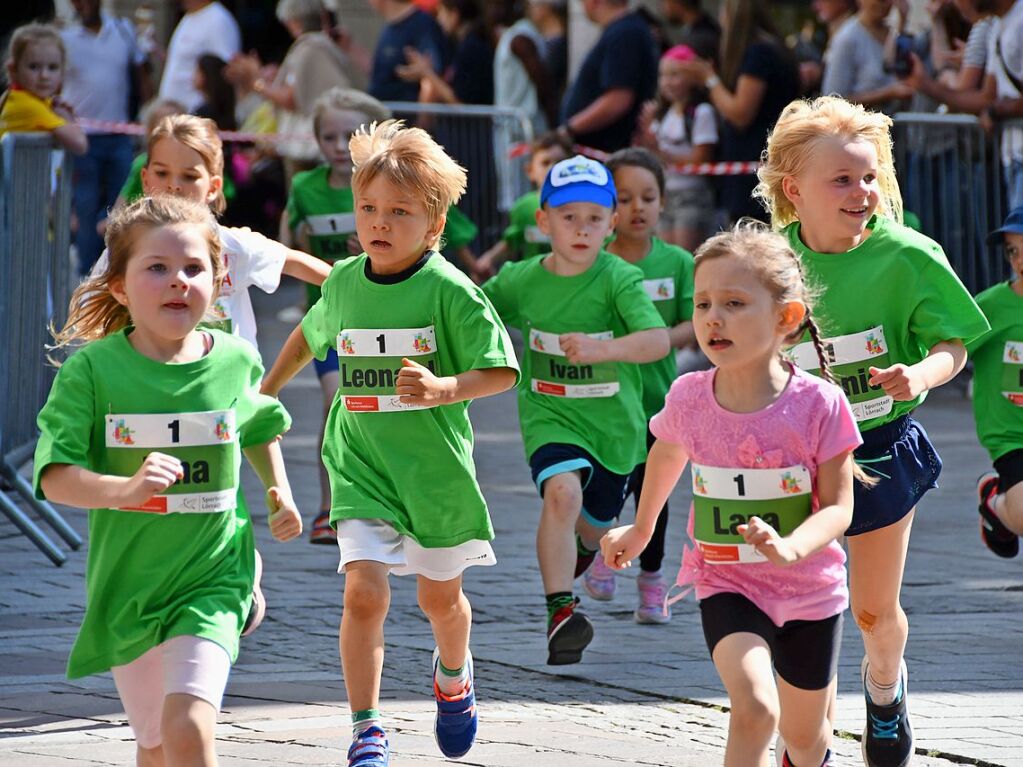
{"left": 977, "top": 472, "right": 1019, "bottom": 558}
{"left": 546, "top": 597, "right": 594, "bottom": 665}
{"left": 861, "top": 658, "right": 913, "bottom": 767}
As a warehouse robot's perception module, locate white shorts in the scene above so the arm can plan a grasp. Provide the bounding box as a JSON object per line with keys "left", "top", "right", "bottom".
{"left": 337, "top": 518, "right": 496, "bottom": 581}
{"left": 110, "top": 635, "right": 231, "bottom": 749}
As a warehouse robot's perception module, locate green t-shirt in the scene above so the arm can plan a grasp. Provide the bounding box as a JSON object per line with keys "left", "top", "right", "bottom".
{"left": 483, "top": 251, "right": 667, "bottom": 474}
{"left": 301, "top": 253, "right": 518, "bottom": 547}
{"left": 608, "top": 237, "right": 694, "bottom": 419}
{"left": 502, "top": 190, "right": 549, "bottom": 261}
{"left": 444, "top": 204, "right": 478, "bottom": 251}
{"left": 33, "top": 330, "right": 290, "bottom": 678}
{"left": 784, "top": 215, "right": 989, "bottom": 432}
{"left": 967, "top": 281, "right": 1023, "bottom": 461}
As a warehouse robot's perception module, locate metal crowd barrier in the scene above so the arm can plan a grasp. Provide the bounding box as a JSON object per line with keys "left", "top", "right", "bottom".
{"left": 384, "top": 102, "right": 534, "bottom": 251}
{"left": 0, "top": 133, "right": 83, "bottom": 565}
{"left": 892, "top": 113, "right": 1018, "bottom": 295}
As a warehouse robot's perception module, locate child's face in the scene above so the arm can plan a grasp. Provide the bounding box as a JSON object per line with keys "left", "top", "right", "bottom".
{"left": 528, "top": 145, "right": 568, "bottom": 188}
{"left": 785, "top": 136, "right": 881, "bottom": 251}
{"left": 658, "top": 58, "right": 693, "bottom": 103}
{"left": 110, "top": 224, "right": 216, "bottom": 343}
{"left": 355, "top": 175, "right": 443, "bottom": 274}
{"left": 1006, "top": 233, "right": 1023, "bottom": 278}
{"left": 316, "top": 108, "right": 363, "bottom": 176}
{"left": 142, "top": 137, "right": 222, "bottom": 209}
{"left": 537, "top": 201, "right": 616, "bottom": 267}
{"left": 613, "top": 165, "right": 662, "bottom": 241}
{"left": 11, "top": 41, "right": 63, "bottom": 100}
{"left": 693, "top": 256, "right": 800, "bottom": 370}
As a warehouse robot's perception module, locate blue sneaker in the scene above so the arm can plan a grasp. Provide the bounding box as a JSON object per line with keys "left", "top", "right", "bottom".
{"left": 432, "top": 648, "right": 478, "bottom": 758}
{"left": 861, "top": 657, "right": 913, "bottom": 767}
{"left": 348, "top": 726, "right": 389, "bottom": 766}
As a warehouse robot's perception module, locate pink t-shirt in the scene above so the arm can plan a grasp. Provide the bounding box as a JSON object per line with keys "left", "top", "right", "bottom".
{"left": 650, "top": 366, "right": 862, "bottom": 626}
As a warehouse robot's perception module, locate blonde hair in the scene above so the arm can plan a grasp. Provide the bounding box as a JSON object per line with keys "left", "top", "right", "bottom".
{"left": 350, "top": 120, "right": 467, "bottom": 234}
{"left": 694, "top": 221, "right": 876, "bottom": 486}
{"left": 50, "top": 196, "right": 224, "bottom": 356}
{"left": 146, "top": 114, "right": 227, "bottom": 215}
{"left": 312, "top": 87, "right": 391, "bottom": 138}
{"left": 755, "top": 96, "right": 903, "bottom": 229}
{"left": 2, "top": 23, "right": 65, "bottom": 107}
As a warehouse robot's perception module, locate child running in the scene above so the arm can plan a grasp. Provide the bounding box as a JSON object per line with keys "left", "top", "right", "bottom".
{"left": 0, "top": 22, "right": 87, "bottom": 154}
{"left": 587, "top": 146, "right": 695, "bottom": 624}
{"left": 34, "top": 195, "right": 302, "bottom": 766}
{"left": 261, "top": 120, "right": 519, "bottom": 767}
{"left": 756, "top": 96, "right": 990, "bottom": 767}
{"left": 970, "top": 207, "right": 1023, "bottom": 558}
{"left": 602, "top": 223, "right": 861, "bottom": 767}
{"left": 483, "top": 155, "right": 669, "bottom": 664}
{"left": 474, "top": 131, "right": 573, "bottom": 279}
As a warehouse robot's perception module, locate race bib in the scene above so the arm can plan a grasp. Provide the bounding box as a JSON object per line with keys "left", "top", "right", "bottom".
{"left": 528, "top": 328, "right": 620, "bottom": 398}
{"left": 337, "top": 326, "right": 439, "bottom": 412}
{"left": 691, "top": 463, "right": 812, "bottom": 564}
{"left": 1002, "top": 341, "right": 1023, "bottom": 405}
{"left": 306, "top": 212, "right": 356, "bottom": 237}
{"left": 643, "top": 278, "right": 676, "bottom": 302}
{"left": 786, "top": 325, "right": 893, "bottom": 422}
{"left": 105, "top": 410, "right": 238, "bottom": 513}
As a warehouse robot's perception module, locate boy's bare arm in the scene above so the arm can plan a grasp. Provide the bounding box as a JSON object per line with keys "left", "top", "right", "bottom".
{"left": 396, "top": 362, "right": 517, "bottom": 406}
{"left": 560, "top": 327, "right": 670, "bottom": 365}
{"left": 261, "top": 325, "right": 314, "bottom": 397}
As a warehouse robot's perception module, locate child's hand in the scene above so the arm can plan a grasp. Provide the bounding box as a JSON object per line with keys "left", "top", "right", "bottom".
{"left": 600, "top": 524, "right": 650, "bottom": 570}
{"left": 396, "top": 358, "right": 454, "bottom": 405}
{"left": 123, "top": 452, "right": 183, "bottom": 506}
{"left": 559, "top": 333, "right": 607, "bottom": 364}
{"left": 266, "top": 486, "right": 302, "bottom": 542}
{"left": 737, "top": 517, "right": 798, "bottom": 566}
{"left": 868, "top": 363, "right": 927, "bottom": 400}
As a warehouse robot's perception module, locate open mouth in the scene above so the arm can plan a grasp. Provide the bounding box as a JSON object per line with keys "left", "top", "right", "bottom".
{"left": 163, "top": 301, "right": 189, "bottom": 310}
{"left": 370, "top": 239, "right": 392, "bottom": 250}
{"left": 841, "top": 206, "right": 868, "bottom": 217}
{"left": 707, "top": 337, "right": 733, "bottom": 350}
{"left": 630, "top": 218, "right": 647, "bottom": 227}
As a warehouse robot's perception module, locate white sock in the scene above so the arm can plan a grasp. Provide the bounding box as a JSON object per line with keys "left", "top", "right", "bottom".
{"left": 436, "top": 657, "right": 470, "bottom": 697}
{"left": 866, "top": 668, "right": 902, "bottom": 705}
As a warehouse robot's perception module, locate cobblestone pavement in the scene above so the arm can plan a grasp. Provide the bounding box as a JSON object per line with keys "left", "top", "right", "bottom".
{"left": 2, "top": 283, "right": 1022, "bottom": 765}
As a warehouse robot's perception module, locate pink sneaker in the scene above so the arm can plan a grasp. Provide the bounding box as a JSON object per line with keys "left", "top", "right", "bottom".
{"left": 583, "top": 556, "right": 616, "bottom": 601}
{"left": 634, "top": 571, "right": 671, "bottom": 625}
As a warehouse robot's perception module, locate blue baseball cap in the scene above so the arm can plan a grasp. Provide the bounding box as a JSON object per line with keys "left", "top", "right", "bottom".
{"left": 987, "top": 207, "right": 1023, "bottom": 246}
{"left": 540, "top": 155, "right": 617, "bottom": 209}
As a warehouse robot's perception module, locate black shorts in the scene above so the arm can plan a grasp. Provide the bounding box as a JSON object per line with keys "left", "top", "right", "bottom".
{"left": 700, "top": 592, "right": 843, "bottom": 691}
{"left": 529, "top": 443, "right": 632, "bottom": 527}
{"left": 848, "top": 415, "right": 942, "bottom": 536}
{"left": 995, "top": 449, "right": 1023, "bottom": 494}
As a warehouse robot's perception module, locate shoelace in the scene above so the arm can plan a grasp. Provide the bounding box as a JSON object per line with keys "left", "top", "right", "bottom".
{"left": 869, "top": 712, "right": 901, "bottom": 740}
{"left": 856, "top": 453, "right": 893, "bottom": 480}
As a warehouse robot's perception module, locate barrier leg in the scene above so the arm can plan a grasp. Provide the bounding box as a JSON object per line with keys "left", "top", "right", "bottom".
{"left": 0, "top": 461, "right": 82, "bottom": 549}
{"left": 0, "top": 489, "right": 66, "bottom": 566}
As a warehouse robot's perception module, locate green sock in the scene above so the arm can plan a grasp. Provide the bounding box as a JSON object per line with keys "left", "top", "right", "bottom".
{"left": 546, "top": 591, "right": 575, "bottom": 625}
{"left": 352, "top": 707, "right": 382, "bottom": 737}
{"left": 576, "top": 535, "right": 596, "bottom": 557}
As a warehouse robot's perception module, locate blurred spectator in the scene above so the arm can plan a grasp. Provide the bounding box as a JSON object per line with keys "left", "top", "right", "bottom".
{"left": 226, "top": 0, "right": 363, "bottom": 171}
{"left": 397, "top": 0, "right": 493, "bottom": 105}
{"left": 194, "top": 54, "right": 236, "bottom": 130}
{"left": 821, "top": 0, "right": 913, "bottom": 113}
{"left": 530, "top": 0, "right": 568, "bottom": 108}
{"left": 494, "top": 3, "right": 559, "bottom": 132}
{"left": 906, "top": 0, "right": 995, "bottom": 107}
{"left": 799, "top": 0, "right": 856, "bottom": 94}
{"left": 560, "top": 0, "right": 658, "bottom": 154}
{"left": 61, "top": 0, "right": 151, "bottom": 274}
{"left": 660, "top": 0, "right": 720, "bottom": 63}
{"left": 679, "top": 0, "right": 799, "bottom": 223}
{"left": 368, "top": 0, "right": 447, "bottom": 103}
{"left": 159, "top": 0, "right": 241, "bottom": 111}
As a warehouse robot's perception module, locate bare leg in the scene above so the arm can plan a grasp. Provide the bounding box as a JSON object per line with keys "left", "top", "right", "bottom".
{"left": 340, "top": 560, "right": 390, "bottom": 713}
{"left": 993, "top": 482, "right": 1023, "bottom": 535}
{"left": 776, "top": 676, "right": 835, "bottom": 767}
{"left": 160, "top": 693, "right": 218, "bottom": 767}
{"left": 536, "top": 471, "right": 583, "bottom": 594}
{"left": 137, "top": 746, "right": 166, "bottom": 767}
{"left": 418, "top": 574, "right": 471, "bottom": 671}
{"left": 711, "top": 632, "right": 778, "bottom": 767}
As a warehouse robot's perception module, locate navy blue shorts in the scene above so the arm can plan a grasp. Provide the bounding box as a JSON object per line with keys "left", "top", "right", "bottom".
{"left": 994, "top": 449, "right": 1023, "bottom": 494}
{"left": 313, "top": 347, "right": 339, "bottom": 378}
{"left": 529, "top": 443, "right": 632, "bottom": 527}
{"left": 849, "top": 415, "right": 942, "bottom": 536}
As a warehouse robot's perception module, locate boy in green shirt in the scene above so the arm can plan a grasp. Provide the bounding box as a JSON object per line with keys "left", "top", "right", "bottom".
{"left": 264, "top": 121, "right": 518, "bottom": 767}
{"left": 972, "top": 208, "right": 1023, "bottom": 558}
{"left": 483, "top": 156, "right": 669, "bottom": 665}
{"left": 474, "top": 131, "right": 572, "bottom": 280}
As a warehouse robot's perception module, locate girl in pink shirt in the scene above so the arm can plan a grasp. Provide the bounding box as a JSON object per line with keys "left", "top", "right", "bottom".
{"left": 602, "top": 223, "right": 864, "bottom": 767}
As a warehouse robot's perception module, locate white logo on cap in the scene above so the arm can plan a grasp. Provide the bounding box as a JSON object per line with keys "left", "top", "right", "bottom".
{"left": 550, "top": 156, "right": 608, "bottom": 188}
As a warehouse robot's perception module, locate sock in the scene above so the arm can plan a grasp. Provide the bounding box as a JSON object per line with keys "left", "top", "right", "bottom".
{"left": 576, "top": 535, "right": 596, "bottom": 557}
{"left": 546, "top": 591, "right": 574, "bottom": 625}
{"left": 435, "top": 656, "right": 470, "bottom": 697}
{"left": 352, "top": 708, "right": 382, "bottom": 737}
{"left": 866, "top": 668, "right": 903, "bottom": 705}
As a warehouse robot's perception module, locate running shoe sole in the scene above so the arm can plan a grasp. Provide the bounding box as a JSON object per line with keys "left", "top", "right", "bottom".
{"left": 547, "top": 611, "right": 594, "bottom": 665}
{"left": 310, "top": 511, "right": 337, "bottom": 545}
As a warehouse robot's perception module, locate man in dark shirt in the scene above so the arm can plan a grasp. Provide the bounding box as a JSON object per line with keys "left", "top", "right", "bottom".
{"left": 368, "top": 0, "right": 447, "bottom": 103}
{"left": 661, "top": 0, "right": 720, "bottom": 63}
{"left": 559, "top": 0, "right": 658, "bottom": 154}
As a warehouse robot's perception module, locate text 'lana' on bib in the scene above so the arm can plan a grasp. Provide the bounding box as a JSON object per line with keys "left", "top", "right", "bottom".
{"left": 106, "top": 410, "right": 238, "bottom": 514}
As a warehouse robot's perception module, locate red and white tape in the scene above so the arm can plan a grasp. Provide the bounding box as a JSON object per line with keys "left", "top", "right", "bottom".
{"left": 508, "top": 139, "right": 758, "bottom": 176}
{"left": 79, "top": 117, "right": 312, "bottom": 145}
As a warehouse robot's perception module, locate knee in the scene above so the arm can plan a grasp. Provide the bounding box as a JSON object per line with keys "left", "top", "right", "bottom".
{"left": 418, "top": 585, "right": 462, "bottom": 619}
{"left": 344, "top": 577, "right": 390, "bottom": 622}
{"left": 778, "top": 719, "right": 828, "bottom": 756}
{"left": 729, "top": 694, "right": 779, "bottom": 739}
{"left": 542, "top": 477, "right": 583, "bottom": 520}
{"left": 852, "top": 603, "right": 905, "bottom": 638}
{"left": 160, "top": 706, "right": 208, "bottom": 760}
